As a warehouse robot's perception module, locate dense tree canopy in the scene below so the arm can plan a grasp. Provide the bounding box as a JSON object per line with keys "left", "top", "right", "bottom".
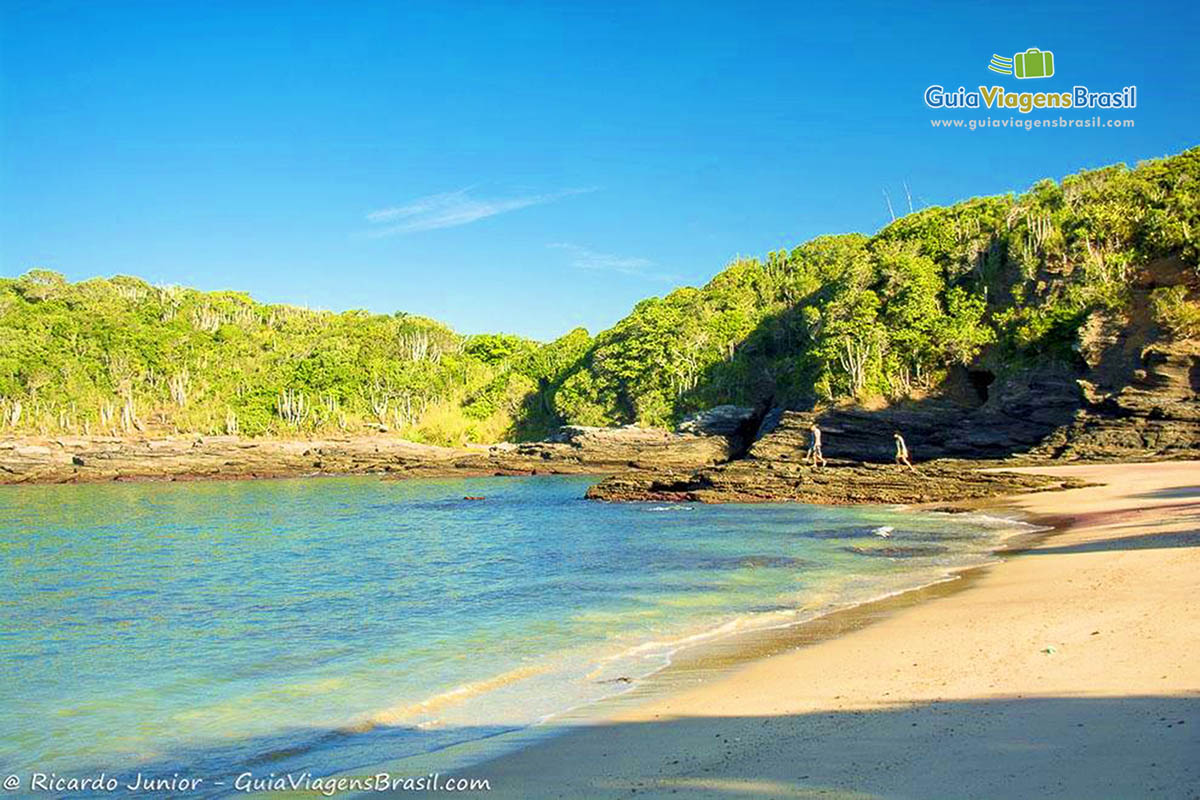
{"left": 0, "top": 274, "right": 588, "bottom": 444}
{"left": 549, "top": 147, "right": 1199, "bottom": 426}
{"left": 2, "top": 147, "right": 1197, "bottom": 440}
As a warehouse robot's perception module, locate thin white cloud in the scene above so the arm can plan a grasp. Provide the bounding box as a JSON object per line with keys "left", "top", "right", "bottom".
{"left": 366, "top": 187, "right": 594, "bottom": 236}
{"left": 548, "top": 243, "right": 677, "bottom": 282}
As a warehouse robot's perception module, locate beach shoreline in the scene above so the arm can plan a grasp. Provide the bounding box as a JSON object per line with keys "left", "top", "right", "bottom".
{"left": 384, "top": 461, "right": 1200, "bottom": 799}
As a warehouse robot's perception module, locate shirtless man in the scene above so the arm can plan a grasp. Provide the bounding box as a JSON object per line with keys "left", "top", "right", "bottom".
{"left": 894, "top": 431, "right": 917, "bottom": 473}
{"left": 806, "top": 422, "right": 827, "bottom": 467}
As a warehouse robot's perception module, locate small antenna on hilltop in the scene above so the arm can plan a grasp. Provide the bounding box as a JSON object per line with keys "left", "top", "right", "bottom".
{"left": 882, "top": 189, "right": 896, "bottom": 222}
{"left": 903, "top": 180, "right": 914, "bottom": 214}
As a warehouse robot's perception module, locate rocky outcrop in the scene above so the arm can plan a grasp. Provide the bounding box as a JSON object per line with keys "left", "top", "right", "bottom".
{"left": 587, "top": 323, "right": 1198, "bottom": 505}
{"left": 516, "top": 423, "right": 736, "bottom": 470}
{"left": 1032, "top": 340, "right": 1200, "bottom": 459}
{"left": 585, "top": 457, "right": 1084, "bottom": 505}
{"left": 677, "top": 405, "right": 758, "bottom": 438}
{"left": 0, "top": 423, "right": 737, "bottom": 485}
{"left": 1, "top": 420, "right": 1083, "bottom": 505}
{"left": 0, "top": 436, "right": 488, "bottom": 484}
{"left": 741, "top": 389, "right": 1078, "bottom": 466}
{"left": 586, "top": 345, "right": 1196, "bottom": 505}
{"left": 586, "top": 412, "right": 1087, "bottom": 504}
{"left": 734, "top": 340, "right": 1199, "bottom": 466}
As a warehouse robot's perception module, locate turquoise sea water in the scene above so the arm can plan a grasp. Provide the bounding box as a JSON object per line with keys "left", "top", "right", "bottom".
{"left": 0, "top": 475, "right": 1030, "bottom": 795}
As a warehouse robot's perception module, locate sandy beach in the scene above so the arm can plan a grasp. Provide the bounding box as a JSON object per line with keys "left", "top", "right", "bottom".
{"left": 435, "top": 461, "right": 1200, "bottom": 799}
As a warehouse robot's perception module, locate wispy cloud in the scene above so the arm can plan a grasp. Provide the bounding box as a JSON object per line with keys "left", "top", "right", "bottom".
{"left": 366, "top": 187, "right": 594, "bottom": 237}
{"left": 548, "top": 243, "right": 678, "bottom": 282}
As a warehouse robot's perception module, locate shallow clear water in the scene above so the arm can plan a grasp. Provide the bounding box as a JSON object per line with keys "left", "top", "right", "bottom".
{"left": 0, "top": 475, "right": 1028, "bottom": 794}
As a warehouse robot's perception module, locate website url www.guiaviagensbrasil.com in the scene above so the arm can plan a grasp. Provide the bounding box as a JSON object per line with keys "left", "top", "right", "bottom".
{"left": 931, "top": 116, "right": 1134, "bottom": 131}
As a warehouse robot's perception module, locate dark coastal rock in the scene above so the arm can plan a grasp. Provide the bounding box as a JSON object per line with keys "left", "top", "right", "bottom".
{"left": 677, "top": 405, "right": 758, "bottom": 437}
{"left": 1031, "top": 341, "right": 1200, "bottom": 460}
{"left": 748, "top": 349, "right": 1198, "bottom": 466}
{"left": 1019, "top": 293, "right": 1200, "bottom": 460}
{"left": 0, "top": 421, "right": 737, "bottom": 485}
{"left": 584, "top": 455, "right": 1084, "bottom": 505}
{"left": 752, "top": 407, "right": 785, "bottom": 441}
{"left": 586, "top": 329, "right": 1197, "bottom": 505}
{"left": 514, "top": 423, "right": 735, "bottom": 470}
{"left": 0, "top": 436, "right": 493, "bottom": 484}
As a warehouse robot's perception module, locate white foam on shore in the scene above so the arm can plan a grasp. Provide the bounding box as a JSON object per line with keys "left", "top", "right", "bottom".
{"left": 333, "top": 506, "right": 1043, "bottom": 776}
{"left": 536, "top": 510, "right": 1048, "bottom": 727}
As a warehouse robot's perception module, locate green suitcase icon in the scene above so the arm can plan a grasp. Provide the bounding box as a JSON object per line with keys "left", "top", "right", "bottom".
{"left": 1014, "top": 48, "right": 1054, "bottom": 79}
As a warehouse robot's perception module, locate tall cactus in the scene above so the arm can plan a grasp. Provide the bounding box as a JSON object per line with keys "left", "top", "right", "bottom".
{"left": 277, "top": 389, "right": 309, "bottom": 426}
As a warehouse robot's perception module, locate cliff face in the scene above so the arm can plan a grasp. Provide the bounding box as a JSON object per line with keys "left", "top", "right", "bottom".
{"left": 746, "top": 340, "right": 1199, "bottom": 466}
{"left": 748, "top": 256, "right": 1200, "bottom": 466}
{"left": 586, "top": 334, "right": 1197, "bottom": 504}
{"left": 1031, "top": 263, "right": 1200, "bottom": 459}
{"left": 587, "top": 268, "right": 1199, "bottom": 504}
{"left": 1033, "top": 341, "right": 1199, "bottom": 459}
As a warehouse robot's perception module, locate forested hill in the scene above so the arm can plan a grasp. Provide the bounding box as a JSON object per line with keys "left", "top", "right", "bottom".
{"left": 553, "top": 146, "right": 1199, "bottom": 428}
{"left": 3, "top": 147, "right": 1198, "bottom": 445}
{"left": 0, "top": 279, "right": 592, "bottom": 443}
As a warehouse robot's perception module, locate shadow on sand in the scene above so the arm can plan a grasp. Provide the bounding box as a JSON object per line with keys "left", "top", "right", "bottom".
{"left": 1131, "top": 485, "right": 1200, "bottom": 500}
{"left": 1023, "top": 529, "right": 1200, "bottom": 555}
{"left": 42, "top": 695, "right": 1197, "bottom": 799}
{"left": 422, "top": 695, "right": 1200, "bottom": 799}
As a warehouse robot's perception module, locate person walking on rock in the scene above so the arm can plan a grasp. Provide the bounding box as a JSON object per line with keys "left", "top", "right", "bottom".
{"left": 806, "top": 422, "right": 827, "bottom": 467}
{"left": 894, "top": 431, "right": 917, "bottom": 473}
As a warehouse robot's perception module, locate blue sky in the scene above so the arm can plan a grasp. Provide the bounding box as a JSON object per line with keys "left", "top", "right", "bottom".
{"left": 2, "top": 1, "right": 1198, "bottom": 340}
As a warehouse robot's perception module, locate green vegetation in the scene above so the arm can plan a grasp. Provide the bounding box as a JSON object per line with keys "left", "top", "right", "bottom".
{"left": 2, "top": 147, "right": 1197, "bottom": 441}
{"left": 1151, "top": 285, "right": 1200, "bottom": 339}
{"left": 0, "top": 273, "right": 589, "bottom": 443}
{"left": 552, "top": 146, "right": 1199, "bottom": 426}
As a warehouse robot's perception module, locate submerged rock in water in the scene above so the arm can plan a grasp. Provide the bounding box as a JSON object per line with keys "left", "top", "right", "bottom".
{"left": 843, "top": 544, "right": 950, "bottom": 558}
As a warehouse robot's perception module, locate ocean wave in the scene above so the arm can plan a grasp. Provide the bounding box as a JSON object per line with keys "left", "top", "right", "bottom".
{"left": 348, "top": 664, "right": 551, "bottom": 732}
{"left": 931, "top": 511, "right": 1047, "bottom": 531}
